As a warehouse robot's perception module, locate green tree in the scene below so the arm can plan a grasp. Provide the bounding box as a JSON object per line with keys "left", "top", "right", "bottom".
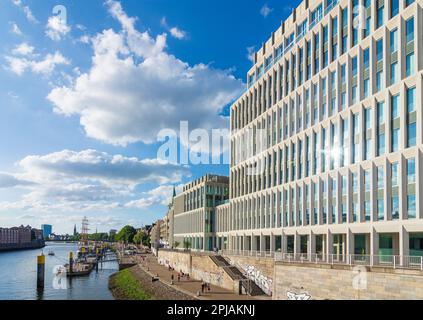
{"left": 183, "top": 239, "right": 191, "bottom": 251}
{"left": 134, "top": 230, "right": 150, "bottom": 246}
{"left": 116, "top": 226, "right": 137, "bottom": 244}
{"left": 173, "top": 241, "right": 180, "bottom": 249}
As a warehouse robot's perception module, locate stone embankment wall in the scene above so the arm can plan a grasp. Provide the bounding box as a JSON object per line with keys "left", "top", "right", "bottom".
{"left": 274, "top": 262, "right": 423, "bottom": 300}
{"left": 157, "top": 250, "right": 237, "bottom": 292}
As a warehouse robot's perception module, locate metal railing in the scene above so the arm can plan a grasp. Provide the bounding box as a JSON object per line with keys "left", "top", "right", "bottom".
{"left": 221, "top": 250, "right": 423, "bottom": 271}
{"left": 274, "top": 253, "right": 423, "bottom": 271}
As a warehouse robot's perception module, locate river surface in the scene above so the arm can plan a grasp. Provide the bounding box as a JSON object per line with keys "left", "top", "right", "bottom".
{"left": 0, "top": 242, "right": 118, "bottom": 300}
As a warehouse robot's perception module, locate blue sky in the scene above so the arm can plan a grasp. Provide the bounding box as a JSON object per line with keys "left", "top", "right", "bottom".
{"left": 0, "top": 0, "right": 300, "bottom": 234}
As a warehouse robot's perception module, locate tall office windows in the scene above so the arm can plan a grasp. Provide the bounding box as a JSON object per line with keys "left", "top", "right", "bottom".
{"left": 322, "top": 77, "right": 327, "bottom": 119}
{"left": 341, "top": 64, "right": 347, "bottom": 109}
{"left": 377, "top": 101, "right": 386, "bottom": 156}
{"left": 314, "top": 33, "right": 320, "bottom": 75}
{"left": 406, "top": 87, "right": 416, "bottom": 147}
{"left": 407, "top": 158, "right": 416, "bottom": 219}
{"left": 352, "top": 172, "right": 359, "bottom": 222}
{"left": 351, "top": 56, "right": 358, "bottom": 104}
{"left": 363, "top": 48, "right": 370, "bottom": 98}
{"left": 352, "top": 113, "right": 360, "bottom": 163}
{"left": 377, "top": 166, "right": 385, "bottom": 221}
{"left": 341, "top": 119, "right": 349, "bottom": 167}
{"left": 406, "top": 17, "right": 415, "bottom": 77}
{"left": 331, "top": 177, "right": 337, "bottom": 224}
{"left": 363, "top": 0, "right": 371, "bottom": 38}
{"left": 323, "top": 25, "right": 329, "bottom": 68}
{"left": 352, "top": 0, "right": 359, "bottom": 47}
{"left": 391, "top": 162, "right": 399, "bottom": 220}
{"left": 390, "top": 0, "right": 399, "bottom": 18}
{"left": 330, "top": 71, "right": 337, "bottom": 116}
{"left": 364, "top": 108, "right": 372, "bottom": 160}
{"left": 332, "top": 16, "right": 338, "bottom": 61}
{"left": 376, "top": 39, "right": 384, "bottom": 92}
{"left": 390, "top": 28, "right": 399, "bottom": 85}
{"left": 364, "top": 169, "right": 371, "bottom": 221}
{"left": 341, "top": 8, "right": 348, "bottom": 54}
{"left": 391, "top": 94, "right": 400, "bottom": 152}
{"left": 341, "top": 175, "right": 347, "bottom": 223}
{"left": 377, "top": 0, "right": 384, "bottom": 29}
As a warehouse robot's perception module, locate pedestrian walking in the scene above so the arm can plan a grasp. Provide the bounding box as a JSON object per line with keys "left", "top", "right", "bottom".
{"left": 207, "top": 283, "right": 211, "bottom": 292}
{"left": 201, "top": 283, "right": 205, "bottom": 293}
{"left": 178, "top": 273, "right": 181, "bottom": 282}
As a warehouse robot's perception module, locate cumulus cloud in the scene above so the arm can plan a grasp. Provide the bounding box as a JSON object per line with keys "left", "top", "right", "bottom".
{"left": 12, "top": 0, "right": 38, "bottom": 23}
{"left": 0, "top": 149, "right": 190, "bottom": 213}
{"left": 46, "top": 15, "right": 71, "bottom": 41}
{"left": 47, "top": 0, "right": 243, "bottom": 146}
{"left": 5, "top": 51, "right": 70, "bottom": 76}
{"left": 169, "top": 27, "right": 187, "bottom": 40}
{"left": 246, "top": 46, "right": 255, "bottom": 63}
{"left": 0, "top": 173, "right": 34, "bottom": 188}
{"left": 18, "top": 149, "right": 190, "bottom": 186}
{"left": 10, "top": 22, "right": 23, "bottom": 35}
{"left": 125, "top": 184, "right": 183, "bottom": 209}
{"left": 12, "top": 42, "right": 34, "bottom": 56}
{"left": 260, "top": 4, "right": 274, "bottom": 17}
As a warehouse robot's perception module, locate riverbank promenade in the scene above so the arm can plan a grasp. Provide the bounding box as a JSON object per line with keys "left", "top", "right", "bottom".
{"left": 135, "top": 254, "right": 269, "bottom": 301}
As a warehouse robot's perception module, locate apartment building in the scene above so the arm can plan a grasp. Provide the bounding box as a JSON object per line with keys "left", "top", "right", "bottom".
{"left": 173, "top": 174, "right": 229, "bottom": 251}
{"left": 223, "top": 0, "right": 423, "bottom": 265}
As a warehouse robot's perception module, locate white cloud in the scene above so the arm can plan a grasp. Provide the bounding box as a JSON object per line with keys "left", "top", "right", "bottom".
{"left": 10, "top": 22, "right": 23, "bottom": 35}
{"left": 12, "top": 42, "right": 34, "bottom": 56}
{"left": 125, "top": 184, "right": 183, "bottom": 209}
{"left": 78, "top": 35, "right": 91, "bottom": 44}
{"left": 6, "top": 51, "right": 70, "bottom": 76}
{"left": 47, "top": 0, "right": 243, "bottom": 146}
{"left": 46, "top": 15, "right": 71, "bottom": 41}
{"left": 260, "top": 4, "right": 274, "bottom": 17}
{"left": 246, "top": 46, "right": 255, "bottom": 63}
{"left": 0, "top": 149, "right": 190, "bottom": 213}
{"left": 161, "top": 16, "right": 187, "bottom": 40}
{"left": 169, "top": 27, "right": 187, "bottom": 40}
{"left": 0, "top": 173, "right": 34, "bottom": 188}
{"left": 12, "top": 0, "right": 38, "bottom": 23}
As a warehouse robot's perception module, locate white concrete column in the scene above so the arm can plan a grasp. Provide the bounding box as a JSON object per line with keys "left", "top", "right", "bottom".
{"left": 400, "top": 226, "right": 410, "bottom": 266}
{"left": 370, "top": 228, "right": 379, "bottom": 263}
{"left": 326, "top": 229, "right": 333, "bottom": 258}
{"left": 309, "top": 231, "right": 316, "bottom": 257}
{"left": 294, "top": 232, "right": 301, "bottom": 255}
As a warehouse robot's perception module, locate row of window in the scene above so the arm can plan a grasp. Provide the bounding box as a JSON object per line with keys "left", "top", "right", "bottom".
{"left": 231, "top": 87, "right": 417, "bottom": 198}
{"left": 234, "top": 4, "right": 418, "bottom": 136}
{"left": 229, "top": 157, "right": 417, "bottom": 231}
{"left": 246, "top": 0, "right": 416, "bottom": 91}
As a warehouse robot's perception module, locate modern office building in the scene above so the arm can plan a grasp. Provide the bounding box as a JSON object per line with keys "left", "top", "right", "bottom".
{"left": 41, "top": 224, "right": 52, "bottom": 239}
{"left": 223, "top": 0, "right": 423, "bottom": 265}
{"left": 172, "top": 174, "right": 229, "bottom": 251}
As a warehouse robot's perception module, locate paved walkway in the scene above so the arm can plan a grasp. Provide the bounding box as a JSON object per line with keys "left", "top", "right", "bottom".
{"left": 134, "top": 254, "right": 270, "bottom": 301}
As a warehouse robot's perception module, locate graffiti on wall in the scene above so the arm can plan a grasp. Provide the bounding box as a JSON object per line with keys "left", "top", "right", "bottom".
{"left": 240, "top": 264, "right": 273, "bottom": 295}
{"left": 191, "top": 268, "right": 224, "bottom": 286}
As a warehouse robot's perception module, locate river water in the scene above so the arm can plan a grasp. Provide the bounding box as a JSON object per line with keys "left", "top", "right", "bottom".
{"left": 0, "top": 242, "right": 118, "bottom": 300}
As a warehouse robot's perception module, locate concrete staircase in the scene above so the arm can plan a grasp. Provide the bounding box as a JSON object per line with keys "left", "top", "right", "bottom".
{"left": 210, "top": 255, "right": 266, "bottom": 296}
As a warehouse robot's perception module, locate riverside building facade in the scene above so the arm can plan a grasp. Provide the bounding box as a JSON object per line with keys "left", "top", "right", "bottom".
{"left": 172, "top": 174, "right": 229, "bottom": 251}
{"left": 224, "top": 0, "right": 423, "bottom": 265}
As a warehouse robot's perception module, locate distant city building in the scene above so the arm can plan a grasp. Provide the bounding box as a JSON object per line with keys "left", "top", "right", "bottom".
{"left": 172, "top": 174, "right": 229, "bottom": 251}
{"left": 73, "top": 224, "right": 77, "bottom": 236}
{"left": 0, "top": 225, "right": 44, "bottom": 246}
{"left": 151, "top": 220, "right": 162, "bottom": 250}
{"left": 41, "top": 224, "right": 52, "bottom": 239}
{"left": 109, "top": 229, "right": 117, "bottom": 237}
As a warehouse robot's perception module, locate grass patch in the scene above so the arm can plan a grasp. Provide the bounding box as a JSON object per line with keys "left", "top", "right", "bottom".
{"left": 110, "top": 269, "right": 152, "bottom": 300}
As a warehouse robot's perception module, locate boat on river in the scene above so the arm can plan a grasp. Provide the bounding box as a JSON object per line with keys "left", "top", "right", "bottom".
{"left": 65, "top": 262, "right": 94, "bottom": 277}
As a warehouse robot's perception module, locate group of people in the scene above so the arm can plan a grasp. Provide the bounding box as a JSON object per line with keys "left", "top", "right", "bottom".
{"left": 201, "top": 281, "right": 211, "bottom": 293}
{"left": 170, "top": 270, "right": 190, "bottom": 283}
